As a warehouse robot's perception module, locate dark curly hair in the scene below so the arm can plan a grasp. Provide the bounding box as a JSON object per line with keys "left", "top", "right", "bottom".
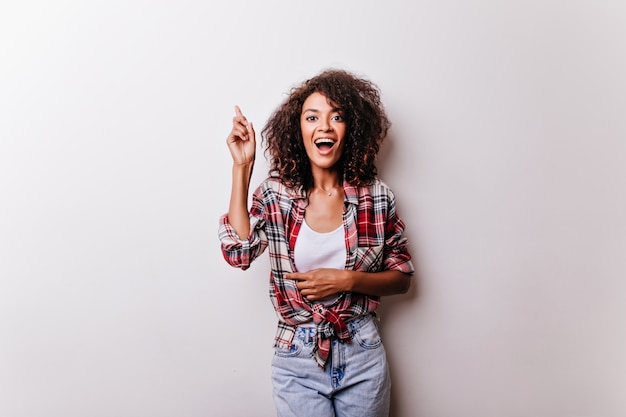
{"left": 261, "top": 69, "right": 391, "bottom": 190}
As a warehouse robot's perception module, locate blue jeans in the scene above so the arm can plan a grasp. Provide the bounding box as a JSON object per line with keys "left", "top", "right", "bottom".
{"left": 271, "top": 314, "right": 391, "bottom": 417}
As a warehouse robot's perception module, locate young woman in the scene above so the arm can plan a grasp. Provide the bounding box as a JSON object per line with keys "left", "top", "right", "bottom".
{"left": 219, "top": 69, "right": 414, "bottom": 417}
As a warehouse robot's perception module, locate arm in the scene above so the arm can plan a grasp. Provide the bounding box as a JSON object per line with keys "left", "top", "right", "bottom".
{"left": 286, "top": 269, "right": 410, "bottom": 301}
{"left": 348, "top": 269, "right": 411, "bottom": 296}
{"left": 219, "top": 106, "right": 269, "bottom": 270}
{"left": 226, "top": 106, "right": 256, "bottom": 239}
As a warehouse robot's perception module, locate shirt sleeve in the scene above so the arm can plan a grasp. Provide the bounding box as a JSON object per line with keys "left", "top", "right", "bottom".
{"left": 383, "top": 190, "right": 415, "bottom": 275}
{"left": 218, "top": 186, "right": 268, "bottom": 271}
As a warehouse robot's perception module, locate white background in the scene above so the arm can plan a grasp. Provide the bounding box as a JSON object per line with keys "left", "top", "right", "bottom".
{"left": 1, "top": 1, "right": 625, "bottom": 416}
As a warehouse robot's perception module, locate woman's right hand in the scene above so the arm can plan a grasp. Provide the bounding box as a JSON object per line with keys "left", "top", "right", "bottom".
{"left": 227, "top": 105, "right": 256, "bottom": 165}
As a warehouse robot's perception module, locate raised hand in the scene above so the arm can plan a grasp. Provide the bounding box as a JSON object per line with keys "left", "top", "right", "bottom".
{"left": 226, "top": 105, "right": 256, "bottom": 165}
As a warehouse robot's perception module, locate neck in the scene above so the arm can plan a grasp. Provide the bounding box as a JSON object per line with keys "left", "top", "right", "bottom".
{"left": 310, "top": 168, "right": 341, "bottom": 197}
{"left": 312, "top": 168, "right": 340, "bottom": 188}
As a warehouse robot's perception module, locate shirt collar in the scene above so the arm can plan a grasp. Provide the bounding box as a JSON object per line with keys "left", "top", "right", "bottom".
{"left": 342, "top": 181, "right": 359, "bottom": 206}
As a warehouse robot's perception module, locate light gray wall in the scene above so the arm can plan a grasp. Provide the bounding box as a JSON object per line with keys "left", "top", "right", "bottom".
{"left": 1, "top": 1, "right": 625, "bottom": 416}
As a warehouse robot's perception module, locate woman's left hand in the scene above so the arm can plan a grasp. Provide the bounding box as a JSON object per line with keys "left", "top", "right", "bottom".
{"left": 286, "top": 269, "right": 351, "bottom": 301}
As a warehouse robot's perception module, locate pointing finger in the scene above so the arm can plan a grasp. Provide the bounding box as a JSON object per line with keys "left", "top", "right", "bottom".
{"left": 234, "top": 105, "right": 246, "bottom": 121}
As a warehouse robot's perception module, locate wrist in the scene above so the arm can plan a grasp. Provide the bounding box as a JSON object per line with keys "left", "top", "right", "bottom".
{"left": 233, "top": 160, "right": 254, "bottom": 170}
{"left": 232, "top": 162, "right": 254, "bottom": 181}
{"left": 344, "top": 270, "right": 358, "bottom": 292}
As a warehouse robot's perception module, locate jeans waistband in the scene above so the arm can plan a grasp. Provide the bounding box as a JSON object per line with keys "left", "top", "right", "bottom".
{"left": 293, "top": 313, "right": 376, "bottom": 342}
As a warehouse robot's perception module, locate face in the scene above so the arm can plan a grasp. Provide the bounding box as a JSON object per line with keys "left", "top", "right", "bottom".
{"left": 300, "top": 92, "right": 346, "bottom": 172}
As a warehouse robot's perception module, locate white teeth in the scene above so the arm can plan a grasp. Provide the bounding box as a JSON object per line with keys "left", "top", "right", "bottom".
{"left": 314, "top": 138, "right": 335, "bottom": 146}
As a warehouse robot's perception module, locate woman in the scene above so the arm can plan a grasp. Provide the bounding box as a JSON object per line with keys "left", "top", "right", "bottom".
{"left": 219, "top": 69, "right": 414, "bottom": 417}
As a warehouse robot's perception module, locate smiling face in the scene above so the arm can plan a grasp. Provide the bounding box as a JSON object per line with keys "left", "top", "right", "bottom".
{"left": 300, "top": 92, "right": 347, "bottom": 173}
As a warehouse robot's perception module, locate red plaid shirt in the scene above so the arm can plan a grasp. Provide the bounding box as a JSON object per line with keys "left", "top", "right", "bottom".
{"left": 219, "top": 177, "right": 414, "bottom": 368}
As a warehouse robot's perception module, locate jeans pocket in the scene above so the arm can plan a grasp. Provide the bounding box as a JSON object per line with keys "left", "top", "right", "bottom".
{"left": 274, "top": 327, "right": 316, "bottom": 358}
{"left": 274, "top": 339, "right": 303, "bottom": 358}
{"left": 350, "top": 316, "right": 382, "bottom": 350}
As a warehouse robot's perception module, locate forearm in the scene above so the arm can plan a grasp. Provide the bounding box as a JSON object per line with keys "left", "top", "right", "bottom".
{"left": 346, "top": 269, "right": 411, "bottom": 297}
{"left": 228, "top": 162, "right": 254, "bottom": 239}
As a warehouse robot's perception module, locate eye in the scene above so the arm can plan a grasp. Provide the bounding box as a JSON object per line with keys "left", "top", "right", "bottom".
{"left": 305, "top": 115, "right": 318, "bottom": 121}
{"left": 331, "top": 114, "right": 344, "bottom": 122}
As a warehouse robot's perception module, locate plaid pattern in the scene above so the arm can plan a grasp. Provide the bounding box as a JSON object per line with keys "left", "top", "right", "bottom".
{"left": 219, "top": 177, "right": 414, "bottom": 368}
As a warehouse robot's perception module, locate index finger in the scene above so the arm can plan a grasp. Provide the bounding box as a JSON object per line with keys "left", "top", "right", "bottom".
{"left": 234, "top": 105, "right": 245, "bottom": 118}
{"left": 285, "top": 272, "right": 304, "bottom": 280}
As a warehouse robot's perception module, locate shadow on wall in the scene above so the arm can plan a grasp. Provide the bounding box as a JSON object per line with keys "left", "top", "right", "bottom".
{"left": 376, "top": 130, "right": 424, "bottom": 417}
{"left": 376, "top": 128, "right": 423, "bottom": 310}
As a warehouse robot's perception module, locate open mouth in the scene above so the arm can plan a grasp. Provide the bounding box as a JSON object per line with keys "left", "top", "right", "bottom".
{"left": 314, "top": 138, "right": 336, "bottom": 151}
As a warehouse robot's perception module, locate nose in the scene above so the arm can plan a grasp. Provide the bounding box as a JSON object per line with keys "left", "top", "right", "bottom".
{"left": 318, "top": 117, "right": 333, "bottom": 132}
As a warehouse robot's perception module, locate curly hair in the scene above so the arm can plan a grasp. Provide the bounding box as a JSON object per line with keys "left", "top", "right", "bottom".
{"left": 261, "top": 69, "right": 391, "bottom": 190}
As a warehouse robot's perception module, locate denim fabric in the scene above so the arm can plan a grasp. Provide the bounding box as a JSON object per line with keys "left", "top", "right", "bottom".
{"left": 271, "top": 314, "right": 390, "bottom": 417}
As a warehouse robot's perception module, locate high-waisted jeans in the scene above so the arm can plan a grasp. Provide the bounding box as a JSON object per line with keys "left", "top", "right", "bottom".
{"left": 271, "top": 314, "right": 390, "bottom": 417}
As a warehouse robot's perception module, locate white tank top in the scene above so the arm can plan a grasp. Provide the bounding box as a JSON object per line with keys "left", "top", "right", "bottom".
{"left": 294, "top": 219, "right": 346, "bottom": 273}
{"left": 293, "top": 219, "right": 346, "bottom": 318}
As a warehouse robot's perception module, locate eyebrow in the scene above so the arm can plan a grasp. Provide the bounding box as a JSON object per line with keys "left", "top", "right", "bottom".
{"left": 302, "top": 107, "right": 343, "bottom": 114}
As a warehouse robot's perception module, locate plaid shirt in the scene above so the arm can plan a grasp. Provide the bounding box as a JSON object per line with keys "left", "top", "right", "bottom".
{"left": 219, "top": 177, "right": 414, "bottom": 368}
